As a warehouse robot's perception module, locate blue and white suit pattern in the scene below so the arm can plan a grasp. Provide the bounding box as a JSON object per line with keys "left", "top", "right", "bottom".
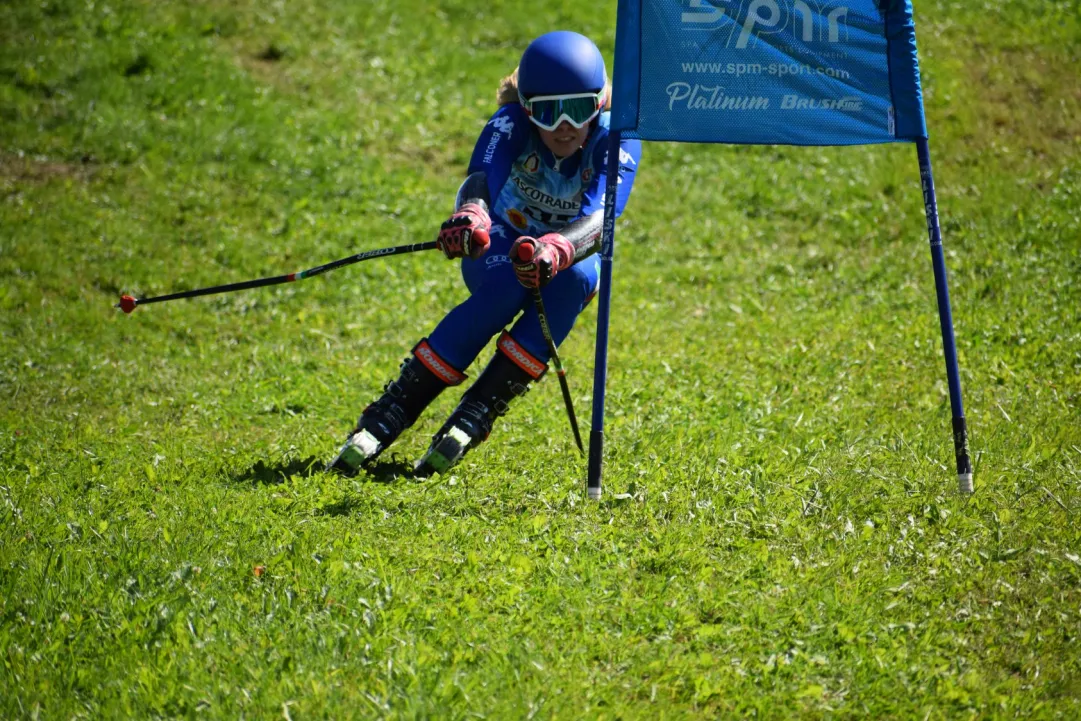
{"left": 427, "top": 103, "right": 641, "bottom": 371}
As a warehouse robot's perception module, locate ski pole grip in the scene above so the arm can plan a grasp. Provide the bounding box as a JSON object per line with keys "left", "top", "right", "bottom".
{"left": 516, "top": 239, "right": 536, "bottom": 262}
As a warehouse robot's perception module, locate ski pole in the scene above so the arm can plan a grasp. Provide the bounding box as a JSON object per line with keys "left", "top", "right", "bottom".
{"left": 116, "top": 240, "right": 438, "bottom": 313}
{"left": 516, "top": 241, "right": 585, "bottom": 455}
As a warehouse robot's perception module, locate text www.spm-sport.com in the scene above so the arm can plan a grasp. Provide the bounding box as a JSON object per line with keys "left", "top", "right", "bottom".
{"left": 681, "top": 62, "right": 851, "bottom": 80}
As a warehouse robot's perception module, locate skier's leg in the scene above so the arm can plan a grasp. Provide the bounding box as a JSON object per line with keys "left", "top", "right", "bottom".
{"left": 327, "top": 339, "right": 465, "bottom": 475}
{"left": 507, "top": 255, "right": 599, "bottom": 362}
{"left": 426, "top": 237, "right": 529, "bottom": 370}
{"left": 330, "top": 230, "right": 529, "bottom": 474}
{"left": 415, "top": 332, "right": 548, "bottom": 476}
{"left": 415, "top": 257, "right": 598, "bottom": 475}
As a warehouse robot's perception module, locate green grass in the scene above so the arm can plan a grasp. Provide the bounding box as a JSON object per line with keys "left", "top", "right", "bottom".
{"left": 3, "top": 0, "right": 1081, "bottom": 717}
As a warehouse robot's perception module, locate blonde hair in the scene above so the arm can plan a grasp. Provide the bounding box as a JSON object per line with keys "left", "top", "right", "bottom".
{"left": 497, "top": 65, "right": 613, "bottom": 110}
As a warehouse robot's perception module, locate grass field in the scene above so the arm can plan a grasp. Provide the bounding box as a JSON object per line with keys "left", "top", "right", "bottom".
{"left": 3, "top": 0, "right": 1080, "bottom": 717}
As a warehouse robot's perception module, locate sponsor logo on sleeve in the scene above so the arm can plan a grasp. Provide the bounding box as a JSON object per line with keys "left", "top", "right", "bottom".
{"left": 487, "top": 115, "right": 515, "bottom": 135}
{"left": 601, "top": 148, "right": 639, "bottom": 169}
{"left": 482, "top": 134, "right": 501, "bottom": 165}
{"left": 482, "top": 114, "right": 515, "bottom": 165}
{"left": 581, "top": 166, "right": 593, "bottom": 184}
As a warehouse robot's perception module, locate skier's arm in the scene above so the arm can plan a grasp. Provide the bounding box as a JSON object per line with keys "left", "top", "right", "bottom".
{"left": 579, "top": 134, "right": 641, "bottom": 220}
{"left": 455, "top": 171, "right": 491, "bottom": 212}
{"left": 546, "top": 211, "right": 603, "bottom": 265}
{"left": 508, "top": 217, "right": 599, "bottom": 288}
{"left": 534, "top": 133, "right": 642, "bottom": 266}
{"left": 436, "top": 170, "right": 494, "bottom": 260}
{"left": 438, "top": 198, "right": 491, "bottom": 260}
{"left": 439, "top": 107, "right": 530, "bottom": 260}
{"left": 465, "top": 104, "right": 531, "bottom": 203}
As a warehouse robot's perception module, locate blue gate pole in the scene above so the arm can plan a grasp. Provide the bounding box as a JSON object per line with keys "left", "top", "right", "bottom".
{"left": 587, "top": 130, "right": 623, "bottom": 501}
{"left": 917, "top": 137, "right": 974, "bottom": 493}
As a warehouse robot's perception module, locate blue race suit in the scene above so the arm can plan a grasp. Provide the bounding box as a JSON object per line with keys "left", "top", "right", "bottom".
{"left": 427, "top": 103, "right": 641, "bottom": 371}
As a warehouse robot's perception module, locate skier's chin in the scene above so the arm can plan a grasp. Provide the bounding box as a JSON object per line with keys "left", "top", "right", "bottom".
{"left": 540, "top": 126, "right": 588, "bottom": 158}
{"left": 549, "top": 139, "right": 579, "bottom": 157}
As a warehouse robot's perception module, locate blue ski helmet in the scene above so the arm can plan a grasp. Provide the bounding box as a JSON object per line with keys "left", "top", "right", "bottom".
{"left": 517, "top": 31, "right": 607, "bottom": 99}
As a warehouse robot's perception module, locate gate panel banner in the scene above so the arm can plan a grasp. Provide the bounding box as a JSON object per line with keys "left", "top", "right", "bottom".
{"left": 612, "top": 0, "right": 928, "bottom": 145}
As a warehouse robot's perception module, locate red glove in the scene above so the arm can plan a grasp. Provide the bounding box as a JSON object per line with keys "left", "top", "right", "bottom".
{"left": 437, "top": 203, "right": 491, "bottom": 260}
{"left": 511, "top": 234, "right": 574, "bottom": 289}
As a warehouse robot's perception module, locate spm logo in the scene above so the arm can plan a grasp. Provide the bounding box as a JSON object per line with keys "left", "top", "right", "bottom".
{"left": 681, "top": 0, "right": 850, "bottom": 47}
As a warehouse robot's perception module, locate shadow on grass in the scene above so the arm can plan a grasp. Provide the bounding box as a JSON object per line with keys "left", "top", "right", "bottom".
{"left": 358, "top": 456, "right": 417, "bottom": 483}
{"left": 233, "top": 452, "right": 417, "bottom": 493}
{"left": 234, "top": 456, "right": 324, "bottom": 485}
{"left": 316, "top": 457, "right": 417, "bottom": 517}
{"left": 317, "top": 496, "right": 362, "bottom": 516}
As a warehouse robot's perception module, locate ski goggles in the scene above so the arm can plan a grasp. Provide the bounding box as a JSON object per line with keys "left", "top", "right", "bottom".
{"left": 519, "top": 90, "right": 605, "bottom": 132}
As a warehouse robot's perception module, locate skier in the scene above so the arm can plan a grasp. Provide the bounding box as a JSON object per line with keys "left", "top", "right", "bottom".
{"left": 329, "top": 30, "right": 641, "bottom": 476}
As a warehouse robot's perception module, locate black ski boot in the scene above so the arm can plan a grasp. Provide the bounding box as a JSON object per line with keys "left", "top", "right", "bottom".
{"left": 328, "top": 339, "right": 465, "bottom": 475}
{"left": 416, "top": 332, "right": 547, "bottom": 476}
